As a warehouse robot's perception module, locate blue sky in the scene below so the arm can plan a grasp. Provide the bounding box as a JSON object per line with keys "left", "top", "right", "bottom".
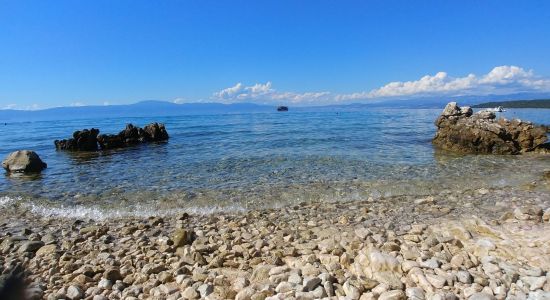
{"left": 1, "top": 0, "right": 550, "bottom": 109}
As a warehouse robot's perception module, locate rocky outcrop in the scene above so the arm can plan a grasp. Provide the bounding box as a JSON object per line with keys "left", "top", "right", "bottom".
{"left": 143, "top": 123, "right": 169, "bottom": 142}
{"left": 2, "top": 150, "right": 47, "bottom": 173}
{"left": 96, "top": 134, "right": 124, "bottom": 150}
{"left": 433, "top": 102, "right": 549, "bottom": 154}
{"left": 54, "top": 128, "right": 100, "bottom": 151}
{"left": 55, "top": 123, "right": 169, "bottom": 151}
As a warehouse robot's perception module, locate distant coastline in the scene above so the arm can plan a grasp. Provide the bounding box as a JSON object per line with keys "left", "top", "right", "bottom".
{"left": 473, "top": 99, "right": 550, "bottom": 109}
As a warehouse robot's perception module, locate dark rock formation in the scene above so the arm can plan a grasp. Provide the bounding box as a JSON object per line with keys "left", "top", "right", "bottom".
{"left": 118, "top": 123, "right": 143, "bottom": 145}
{"left": 97, "top": 134, "right": 125, "bottom": 150}
{"left": 433, "top": 102, "right": 549, "bottom": 154}
{"left": 143, "top": 123, "right": 169, "bottom": 141}
{"left": 54, "top": 128, "right": 100, "bottom": 151}
{"left": 55, "top": 123, "right": 168, "bottom": 151}
{"left": 2, "top": 150, "right": 47, "bottom": 173}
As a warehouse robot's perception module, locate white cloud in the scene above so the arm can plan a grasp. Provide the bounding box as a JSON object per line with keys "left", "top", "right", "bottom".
{"left": 70, "top": 102, "right": 85, "bottom": 107}
{"left": 2, "top": 104, "right": 17, "bottom": 110}
{"left": 339, "top": 65, "right": 550, "bottom": 101}
{"left": 214, "top": 82, "right": 245, "bottom": 99}
{"left": 103, "top": 101, "right": 110, "bottom": 106}
{"left": 1, "top": 104, "right": 41, "bottom": 110}
{"left": 213, "top": 81, "right": 332, "bottom": 104}
{"left": 213, "top": 65, "right": 550, "bottom": 105}
{"left": 172, "top": 98, "right": 186, "bottom": 104}
{"left": 480, "top": 65, "right": 533, "bottom": 84}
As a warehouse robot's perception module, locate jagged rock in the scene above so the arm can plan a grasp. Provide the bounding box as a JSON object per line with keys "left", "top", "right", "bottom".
{"left": 433, "top": 102, "right": 548, "bottom": 154}
{"left": 55, "top": 128, "right": 100, "bottom": 151}
{"left": 2, "top": 150, "right": 47, "bottom": 173}
{"left": 97, "top": 134, "right": 124, "bottom": 150}
{"left": 143, "top": 122, "right": 169, "bottom": 142}
{"left": 118, "top": 124, "right": 143, "bottom": 144}
{"left": 55, "top": 123, "right": 169, "bottom": 151}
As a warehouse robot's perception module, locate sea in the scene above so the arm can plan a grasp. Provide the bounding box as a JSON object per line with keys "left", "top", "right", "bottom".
{"left": 1, "top": 107, "right": 549, "bottom": 219}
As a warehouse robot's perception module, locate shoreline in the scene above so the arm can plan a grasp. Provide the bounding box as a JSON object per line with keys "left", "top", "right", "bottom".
{"left": 1, "top": 185, "right": 549, "bottom": 299}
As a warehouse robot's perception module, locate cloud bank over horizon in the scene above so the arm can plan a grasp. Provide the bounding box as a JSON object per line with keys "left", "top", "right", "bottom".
{"left": 3, "top": 65, "right": 550, "bottom": 110}
{"left": 213, "top": 65, "right": 550, "bottom": 105}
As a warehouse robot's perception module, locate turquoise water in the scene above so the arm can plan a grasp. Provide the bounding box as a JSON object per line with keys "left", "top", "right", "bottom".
{"left": 1, "top": 108, "right": 549, "bottom": 219}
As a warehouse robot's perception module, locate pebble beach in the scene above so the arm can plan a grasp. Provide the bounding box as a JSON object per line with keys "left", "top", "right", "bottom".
{"left": 2, "top": 176, "right": 549, "bottom": 300}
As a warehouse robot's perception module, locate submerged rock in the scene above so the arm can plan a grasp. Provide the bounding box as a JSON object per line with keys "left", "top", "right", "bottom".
{"left": 433, "top": 102, "right": 548, "bottom": 154}
{"left": 55, "top": 123, "right": 169, "bottom": 151}
{"left": 2, "top": 150, "right": 47, "bottom": 173}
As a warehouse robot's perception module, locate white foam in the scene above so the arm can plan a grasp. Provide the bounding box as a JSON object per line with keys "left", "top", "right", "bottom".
{"left": 22, "top": 201, "right": 248, "bottom": 221}
{"left": 0, "top": 196, "right": 19, "bottom": 207}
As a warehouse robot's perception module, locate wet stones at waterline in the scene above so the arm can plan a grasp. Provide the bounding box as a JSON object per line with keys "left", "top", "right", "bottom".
{"left": 54, "top": 123, "right": 169, "bottom": 151}
{"left": 433, "top": 102, "right": 549, "bottom": 154}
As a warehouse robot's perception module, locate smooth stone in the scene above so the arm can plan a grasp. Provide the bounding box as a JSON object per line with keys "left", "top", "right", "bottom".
{"left": 521, "top": 276, "right": 547, "bottom": 291}
{"left": 426, "top": 273, "right": 447, "bottom": 288}
{"left": 288, "top": 273, "right": 302, "bottom": 284}
{"left": 275, "top": 281, "right": 295, "bottom": 293}
{"left": 197, "top": 284, "right": 214, "bottom": 298}
{"left": 402, "top": 260, "right": 419, "bottom": 272}
{"left": 353, "top": 249, "right": 403, "bottom": 289}
{"left": 269, "top": 266, "right": 290, "bottom": 276}
{"left": 303, "top": 277, "right": 322, "bottom": 291}
{"left": 159, "top": 283, "right": 179, "bottom": 295}
{"left": 468, "top": 292, "right": 496, "bottom": 300}
{"left": 235, "top": 287, "right": 255, "bottom": 300}
{"left": 66, "top": 285, "right": 84, "bottom": 300}
{"left": 182, "top": 286, "right": 199, "bottom": 299}
{"left": 406, "top": 287, "right": 425, "bottom": 300}
{"left": 173, "top": 229, "right": 192, "bottom": 247}
{"left": 18, "top": 241, "right": 45, "bottom": 253}
{"left": 310, "top": 285, "right": 326, "bottom": 298}
{"left": 250, "top": 265, "right": 275, "bottom": 283}
{"left": 103, "top": 268, "right": 122, "bottom": 281}
{"left": 420, "top": 258, "right": 440, "bottom": 269}
{"left": 528, "top": 291, "right": 550, "bottom": 300}
{"left": 142, "top": 264, "right": 166, "bottom": 275}
{"left": 323, "top": 281, "right": 335, "bottom": 297}
{"left": 457, "top": 271, "right": 473, "bottom": 284}
{"left": 378, "top": 290, "right": 406, "bottom": 300}
{"left": 97, "top": 278, "right": 112, "bottom": 289}
{"left": 342, "top": 281, "right": 361, "bottom": 300}
{"left": 36, "top": 244, "right": 57, "bottom": 256}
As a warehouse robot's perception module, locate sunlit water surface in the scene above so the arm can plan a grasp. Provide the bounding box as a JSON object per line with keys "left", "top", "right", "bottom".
{"left": 1, "top": 108, "right": 549, "bottom": 219}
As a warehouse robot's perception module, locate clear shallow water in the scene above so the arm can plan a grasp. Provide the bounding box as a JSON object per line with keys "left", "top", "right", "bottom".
{"left": 1, "top": 108, "right": 549, "bottom": 219}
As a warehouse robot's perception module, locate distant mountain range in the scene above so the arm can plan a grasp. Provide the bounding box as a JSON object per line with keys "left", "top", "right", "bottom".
{"left": 0, "top": 101, "right": 275, "bottom": 121}
{"left": 2, "top": 92, "right": 550, "bottom": 122}
{"left": 472, "top": 99, "right": 550, "bottom": 109}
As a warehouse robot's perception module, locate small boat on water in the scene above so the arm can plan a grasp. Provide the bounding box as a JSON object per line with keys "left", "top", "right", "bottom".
{"left": 277, "top": 106, "right": 289, "bottom": 112}
{"left": 485, "top": 106, "right": 506, "bottom": 112}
